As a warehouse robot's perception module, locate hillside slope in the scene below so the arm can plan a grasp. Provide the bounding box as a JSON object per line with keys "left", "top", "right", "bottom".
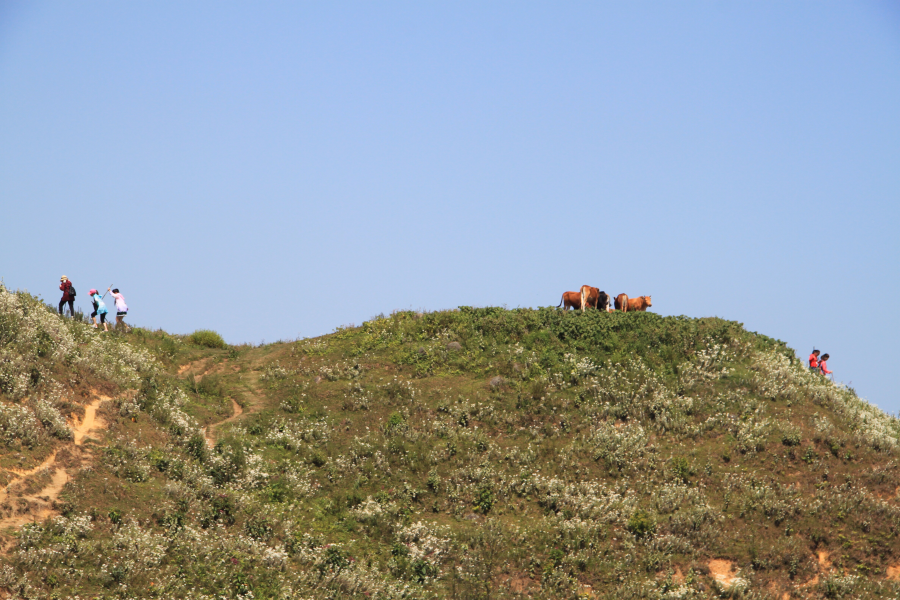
{"left": 0, "top": 286, "right": 899, "bottom": 599}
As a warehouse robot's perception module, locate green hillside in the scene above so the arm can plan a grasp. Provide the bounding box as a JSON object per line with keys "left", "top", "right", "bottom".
{"left": 0, "top": 285, "right": 899, "bottom": 599}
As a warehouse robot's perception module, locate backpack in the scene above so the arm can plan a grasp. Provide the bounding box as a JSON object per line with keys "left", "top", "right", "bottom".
{"left": 69, "top": 285, "right": 76, "bottom": 298}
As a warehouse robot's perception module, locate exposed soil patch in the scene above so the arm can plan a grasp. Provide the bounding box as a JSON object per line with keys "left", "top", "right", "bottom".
{"left": 887, "top": 565, "right": 900, "bottom": 580}
{"left": 817, "top": 550, "right": 831, "bottom": 569}
{"left": 708, "top": 559, "right": 737, "bottom": 586}
{"left": 178, "top": 358, "right": 210, "bottom": 376}
{"left": 0, "top": 393, "right": 109, "bottom": 544}
{"left": 178, "top": 358, "right": 237, "bottom": 379}
{"left": 506, "top": 574, "right": 537, "bottom": 595}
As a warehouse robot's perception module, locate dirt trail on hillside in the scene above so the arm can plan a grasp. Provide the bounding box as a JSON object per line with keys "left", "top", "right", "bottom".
{"left": 0, "top": 394, "right": 108, "bottom": 540}
{"left": 202, "top": 398, "right": 244, "bottom": 448}
{"left": 178, "top": 357, "right": 264, "bottom": 447}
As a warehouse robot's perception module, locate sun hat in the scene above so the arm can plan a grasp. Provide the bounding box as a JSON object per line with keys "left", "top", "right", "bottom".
{"left": 60, "top": 275, "right": 68, "bottom": 281}
{"left": 89, "top": 289, "right": 98, "bottom": 296}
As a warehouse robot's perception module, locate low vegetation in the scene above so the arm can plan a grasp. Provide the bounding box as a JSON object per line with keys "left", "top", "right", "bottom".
{"left": 0, "top": 286, "right": 899, "bottom": 599}
{"left": 188, "top": 329, "right": 227, "bottom": 349}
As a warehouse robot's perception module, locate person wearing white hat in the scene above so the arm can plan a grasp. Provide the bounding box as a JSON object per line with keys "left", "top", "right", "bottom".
{"left": 58, "top": 276, "right": 75, "bottom": 317}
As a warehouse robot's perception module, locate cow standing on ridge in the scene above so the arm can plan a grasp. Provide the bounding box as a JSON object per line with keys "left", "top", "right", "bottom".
{"left": 615, "top": 295, "right": 652, "bottom": 312}
{"left": 580, "top": 285, "right": 600, "bottom": 312}
{"left": 557, "top": 291, "right": 582, "bottom": 311}
{"left": 626, "top": 296, "right": 652, "bottom": 311}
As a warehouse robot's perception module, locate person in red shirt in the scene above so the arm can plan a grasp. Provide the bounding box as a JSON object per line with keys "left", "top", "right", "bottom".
{"left": 808, "top": 350, "right": 820, "bottom": 372}
{"left": 819, "top": 353, "right": 832, "bottom": 377}
{"left": 58, "top": 275, "right": 74, "bottom": 317}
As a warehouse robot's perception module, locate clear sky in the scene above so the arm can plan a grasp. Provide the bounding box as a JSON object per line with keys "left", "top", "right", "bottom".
{"left": 2, "top": 2, "right": 898, "bottom": 411}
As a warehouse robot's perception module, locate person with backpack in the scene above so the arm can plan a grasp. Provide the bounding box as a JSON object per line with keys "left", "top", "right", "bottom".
{"left": 88, "top": 289, "right": 109, "bottom": 331}
{"left": 107, "top": 287, "right": 130, "bottom": 332}
{"left": 808, "top": 349, "right": 820, "bottom": 373}
{"left": 819, "top": 353, "right": 832, "bottom": 378}
{"left": 58, "top": 276, "right": 76, "bottom": 317}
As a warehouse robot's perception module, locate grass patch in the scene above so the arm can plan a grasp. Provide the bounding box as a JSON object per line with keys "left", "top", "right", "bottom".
{"left": 188, "top": 329, "right": 227, "bottom": 349}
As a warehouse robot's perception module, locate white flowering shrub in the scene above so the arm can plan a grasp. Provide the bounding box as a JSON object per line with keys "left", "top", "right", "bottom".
{"left": 735, "top": 413, "right": 771, "bottom": 454}
{"left": 581, "top": 420, "right": 651, "bottom": 470}
{"left": 532, "top": 476, "right": 638, "bottom": 523}
{"left": 265, "top": 417, "right": 331, "bottom": 450}
{"left": 677, "top": 341, "right": 737, "bottom": 390}
{"left": 104, "top": 438, "right": 152, "bottom": 482}
{"left": 79, "top": 333, "right": 158, "bottom": 387}
{"left": 0, "top": 401, "right": 42, "bottom": 448}
{"left": 260, "top": 361, "right": 291, "bottom": 382}
{"left": 584, "top": 359, "right": 697, "bottom": 436}
{"left": 110, "top": 521, "right": 168, "bottom": 577}
{"left": 0, "top": 286, "right": 78, "bottom": 399}
{"left": 395, "top": 521, "right": 451, "bottom": 582}
{"left": 31, "top": 397, "right": 72, "bottom": 440}
{"left": 318, "top": 360, "right": 363, "bottom": 381}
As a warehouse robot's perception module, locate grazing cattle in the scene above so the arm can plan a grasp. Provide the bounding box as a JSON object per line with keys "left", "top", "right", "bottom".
{"left": 598, "top": 291, "right": 612, "bottom": 312}
{"left": 625, "top": 295, "right": 652, "bottom": 312}
{"left": 557, "top": 291, "right": 582, "bottom": 311}
{"left": 580, "top": 285, "right": 599, "bottom": 312}
{"left": 578, "top": 286, "right": 612, "bottom": 312}
{"left": 614, "top": 293, "right": 629, "bottom": 312}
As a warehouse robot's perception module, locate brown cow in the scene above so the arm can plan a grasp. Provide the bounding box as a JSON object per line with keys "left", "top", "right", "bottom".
{"left": 557, "top": 291, "right": 582, "bottom": 311}
{"left": 625, "top": 295, "right": 652, "bottom": 312}
{"left": 614, "top": 293, "right": 629, "bottom": 312}
{"left": 580, "top": 285, "right": 600, "bottom": 312}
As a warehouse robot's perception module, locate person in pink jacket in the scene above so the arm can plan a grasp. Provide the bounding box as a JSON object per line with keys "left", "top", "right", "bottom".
{"left": 107, "top": 287, "right": 131, "bottom": 332}
{"left": 818, "top": 353, "right": 832, "bottom": 377}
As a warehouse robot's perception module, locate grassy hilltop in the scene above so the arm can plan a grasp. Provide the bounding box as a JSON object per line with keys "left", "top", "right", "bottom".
{"left": 1, "top": 285, "right": 900, "bottom": 599}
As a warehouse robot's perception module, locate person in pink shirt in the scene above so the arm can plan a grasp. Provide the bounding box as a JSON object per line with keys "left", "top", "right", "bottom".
{"left": 818, "top": 353, "right": 832, "bottom": 377}
{"left": 107, "top": 287, "right": 131, "bottom": 332}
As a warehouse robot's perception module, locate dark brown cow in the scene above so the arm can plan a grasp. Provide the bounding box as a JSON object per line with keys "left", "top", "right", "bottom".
{"left": 625, "top": 295, "right": 652, "bottom": 312}
{"left": 614, "top": 293, "right": 629, "bottom": 312}
{"left": 557, "top": 291, "right": 582, "bottom": 311}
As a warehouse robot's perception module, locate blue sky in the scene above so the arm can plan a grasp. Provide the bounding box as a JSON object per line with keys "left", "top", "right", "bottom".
{"left": 1, "top": 2, "right": 898, "bottom": 411}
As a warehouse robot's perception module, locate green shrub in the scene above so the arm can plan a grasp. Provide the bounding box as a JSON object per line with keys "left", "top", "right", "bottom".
{"left": 320, "top": 546, "right": 351, "bottom": 574}
{"left": 309, "top": 450, "right": 326, "bottom": 467}
{"left": 627, "top": 509, "right": 656, "bottom": 538}
{"left": 781, "top": 427, "right": 801, "bottom": 446}
{"left": 671, "top": 456, "right": 693, "bottom": 483}
{"left": 189, "top": 373, "right": 224, "bottom": 397}
{"left": 427, "top": 469, "right": 441, "bottom": 492}
{"left": 385, "top": 412, "right": 405, "bottom": 434}
{"left": 782, "top": 431, "right": 801, "bottom": 446}
{"left": 188, "top": 329, "right": 227, "bottom": 349}
{"left": 474, "top": 485, "right": 495, "bottom": 514}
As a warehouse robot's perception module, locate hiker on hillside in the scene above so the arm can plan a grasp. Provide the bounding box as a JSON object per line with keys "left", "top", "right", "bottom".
{"left": 808, "top": 349, "right": 820, "bottom": 372}
{"left": 88, "top": 289, "right": 109, "bottom": 331}
{"left": 107, "top": 287, "right": 130, "bottom": 332}
{"left": 58, "top": 276, "right": 75, "bottom": 317}
{"left": 819, "top": 353, "right": 832, "bottom": 377}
